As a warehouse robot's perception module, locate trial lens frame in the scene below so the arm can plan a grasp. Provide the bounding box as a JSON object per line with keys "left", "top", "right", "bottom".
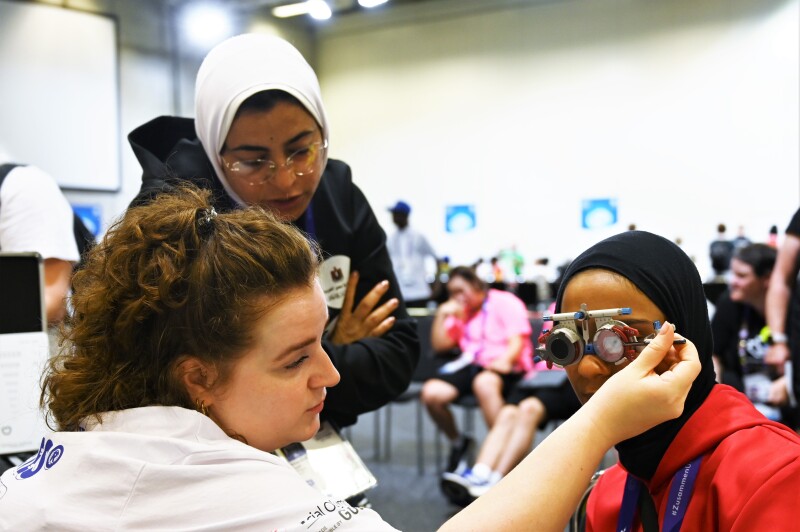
{"left": 536, "top": 303, "right": 682, "bottom": 367}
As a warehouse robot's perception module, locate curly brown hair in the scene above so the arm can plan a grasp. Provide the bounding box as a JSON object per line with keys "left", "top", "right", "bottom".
{"left": 43, "top": 185, "right": 319, "bottom": 431}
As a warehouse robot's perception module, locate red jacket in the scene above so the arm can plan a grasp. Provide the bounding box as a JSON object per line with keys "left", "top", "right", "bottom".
{"left": 586, "top": 385, "right": 800, "bottom": 531}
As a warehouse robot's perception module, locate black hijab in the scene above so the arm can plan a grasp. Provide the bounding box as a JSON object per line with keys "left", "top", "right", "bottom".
{"left": 555, "top": 231, "right": 716, "bottom": 480}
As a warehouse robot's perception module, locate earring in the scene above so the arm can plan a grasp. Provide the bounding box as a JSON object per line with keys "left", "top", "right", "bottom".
{"left": 195, "top": 398, "right": 209, "bottom": 417}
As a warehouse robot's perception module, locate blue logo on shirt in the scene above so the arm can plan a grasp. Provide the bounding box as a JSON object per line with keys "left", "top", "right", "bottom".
{"left": 14, "top": 437, "right": 64, "bottom": 480}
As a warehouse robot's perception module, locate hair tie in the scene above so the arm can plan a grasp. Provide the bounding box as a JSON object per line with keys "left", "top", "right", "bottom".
{"left": 196, "top": 206, "right": 217, "bottom": 238}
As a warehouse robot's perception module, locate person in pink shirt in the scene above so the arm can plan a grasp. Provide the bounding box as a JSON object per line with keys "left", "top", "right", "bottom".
{"left": 440, "top": 300, "right": 581, "bottom": 505}
{"left": 421, "top": 266, "right": 533, "bottom": 497}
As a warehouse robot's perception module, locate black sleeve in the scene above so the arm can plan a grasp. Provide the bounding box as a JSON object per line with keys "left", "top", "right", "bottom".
{"left": 788, "top": 208, "right": 800, "bottom": 400}
{"left": 127, "top": 117, "right": 236, "bottom": 211}
{"left": 318, "top": 172, "right": 420, "bottom": 428}
{"left": 786, "top": 207, "right": 800, "bottom": 236}
{"left": 710, "top": 292, "right": 744, "bottom": 389}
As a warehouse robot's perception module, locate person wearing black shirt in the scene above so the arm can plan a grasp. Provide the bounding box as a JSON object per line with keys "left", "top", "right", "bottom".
{"left": 127, "top": 34, "right": 418, "bottom": 428}
{"left": 711, "top": 243, "right": 796, "bottom": 426}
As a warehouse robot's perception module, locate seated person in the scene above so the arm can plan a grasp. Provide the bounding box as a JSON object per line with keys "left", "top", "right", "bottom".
{"left": 0, "top": 186, "right": 701, "bottom": 531}
{"left": 0, "top": 161, "right": 80, "bottom": 324}
{"left": 421, "top": 266, "right": 533, "bottom": 476}
{"left": 711, "top": 243, "right": 797, "bottom": 427}
{"left": 544, "top": 230, "right": 800, "bottom": 530}
{"left": 441, "top": 359, "right": 581, "bottom": 504}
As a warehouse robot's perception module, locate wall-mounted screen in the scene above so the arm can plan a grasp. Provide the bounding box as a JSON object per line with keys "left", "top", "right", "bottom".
{"left": 0, "top": 1, "right": 120, "bottom": 191}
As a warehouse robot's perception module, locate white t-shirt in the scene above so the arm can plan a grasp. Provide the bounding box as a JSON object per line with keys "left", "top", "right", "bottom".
{"left": 0, "top": 406, "right": 398, "bottom": 531}
{"left": 387, "top": 227, "right": 437, "bottom": 301}
{"left": 0, "top": 165, "right": 80, "bottom": 262}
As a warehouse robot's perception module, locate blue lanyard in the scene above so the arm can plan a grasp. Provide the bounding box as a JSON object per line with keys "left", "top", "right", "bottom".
{"left": 300, "top": 202, "right": 317, "bottom": 242}
{"left": 616, "top": 473, "right": 643, "bottom": 532}
{"left": 616, "top": 455, "right": 703, "bottom": 532}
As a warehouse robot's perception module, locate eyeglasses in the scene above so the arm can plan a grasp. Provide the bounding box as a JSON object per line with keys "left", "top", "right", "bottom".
{"left": 536, "top": 304, "right": 685, "bottom": 367}
{"left": 222, "top": 139, "right": 328, "bottom": 186}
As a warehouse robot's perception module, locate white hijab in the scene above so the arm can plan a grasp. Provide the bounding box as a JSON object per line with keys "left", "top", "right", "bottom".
{"left": 194, "top": 33, "right": 330, "bottom": 207}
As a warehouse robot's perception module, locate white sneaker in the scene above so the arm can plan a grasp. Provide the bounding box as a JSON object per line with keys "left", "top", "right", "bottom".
{"left": 467, "top": 475, "right": 497, "bottom": 498}
{"left": 441, "top": 469, "right": 479, "bottom": 506}
{"left": 441, "top": 468, "right": 498, "bottom": 503}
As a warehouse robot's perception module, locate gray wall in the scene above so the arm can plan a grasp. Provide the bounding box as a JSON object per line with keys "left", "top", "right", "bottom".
{"left": 7, "top": 0, "right": 798, "bottom": 281}
{"left": 316, "top": 0, "right": 800, "bottom": 279}
{"left": 23, "top": 0, "right": 312, "bottom": 231}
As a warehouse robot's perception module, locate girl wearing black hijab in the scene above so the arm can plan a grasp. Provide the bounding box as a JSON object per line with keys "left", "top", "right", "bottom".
{"left": 553, "top": 231, "right": 800, "bottom": 530}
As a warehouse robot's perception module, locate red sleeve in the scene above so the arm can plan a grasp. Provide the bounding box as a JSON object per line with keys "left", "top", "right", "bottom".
{"left": 731, "top": 459, "right": 800, "bottom": 530}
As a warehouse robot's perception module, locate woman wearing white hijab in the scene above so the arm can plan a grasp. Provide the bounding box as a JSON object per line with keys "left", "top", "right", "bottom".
{"left": 128, "top": 34, "right": 418, "bottom": 429}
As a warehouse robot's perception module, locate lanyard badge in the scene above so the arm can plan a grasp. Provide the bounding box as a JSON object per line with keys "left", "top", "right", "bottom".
{"left": 536, "top": 303, "right": 681, "bottom": 367}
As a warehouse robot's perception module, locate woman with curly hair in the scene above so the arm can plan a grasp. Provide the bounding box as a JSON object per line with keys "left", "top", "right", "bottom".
{"left": 0, "top": 187, "right": 700, "bottom": 531}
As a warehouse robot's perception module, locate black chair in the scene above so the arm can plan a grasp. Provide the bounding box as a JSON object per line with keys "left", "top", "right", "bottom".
{"left": 515, "top": 282, "right": 540, "bottom": 309}
{"left": 377, "top": 314, "right": 454, "bottom": 474}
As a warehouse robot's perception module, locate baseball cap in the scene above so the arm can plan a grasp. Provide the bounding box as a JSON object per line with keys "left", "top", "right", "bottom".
{"left": 388, "top": 200, "right": 411, "bottom": 215}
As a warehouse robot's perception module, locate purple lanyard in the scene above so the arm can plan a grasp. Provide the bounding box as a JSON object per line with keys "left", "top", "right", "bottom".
{"left": 616, "top": 455, "right": 703, "bottom": 532}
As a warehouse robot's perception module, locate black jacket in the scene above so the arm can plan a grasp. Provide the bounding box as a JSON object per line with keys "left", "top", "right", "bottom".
{"left": 129, "top": 116, "right": 419, "bottom": 427}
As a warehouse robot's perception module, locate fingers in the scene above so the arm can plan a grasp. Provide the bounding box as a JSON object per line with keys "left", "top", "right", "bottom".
{"left": 340, "top": 271, "right": 359, "bottom": 318}
{"left": 369, "top": 316, "right": 397, "bottom": 338}
{"left": 351, "top": 278, "right": 394, "bottom": 320}
{"left": 628, "top": 321, "right": 675, "bottom": 373}
{"left": 439, "top": 300, "right": 462, "bottom": 316}
{"left": 588, "top": 321, "right": 702, "bottom": 445}
{"left": 332, "top": 272, "right": 399, "bottom": 343}
{"left": 661, "top": 338, "right": 701, "bottom": 388}
{"left": 629, "top": 322, "right": 700, "bottom": 386}
{"left": 362, "top": 297, "right": 399, "bottom": 331}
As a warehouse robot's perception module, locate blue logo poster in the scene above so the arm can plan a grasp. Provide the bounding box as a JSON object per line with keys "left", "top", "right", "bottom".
{"left": 72, "top": 204, "right": 102, "bottom": 236}
{"left": 581, "top": 198, "right": 617, "bottom": 229}
{"left": 446, "top": 205, "right": 476, "bottom": 233}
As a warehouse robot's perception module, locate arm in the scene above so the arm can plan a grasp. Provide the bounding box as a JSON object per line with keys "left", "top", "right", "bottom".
{"left": 316, "top": 167, "right": 420, "bottom": 427}
{"left": 430, "top": 300, "right": 463, "bottom": 352}
{"left": 486, "top": 334, "right": 525, "bottom": 374}
{"left": 767, "top": 375, "right": 789, "bottom": 405}
{"left": 439, "top": 323, "right": 700, "bottom": 532}
{"left": 765, "top": 233, "right": 800, "bottom": 366}
{"left": 0, "top": 166, "right": 79, "bottom": 326}
{"left": 43, "top": 258, "right": 73, "bottom": 325}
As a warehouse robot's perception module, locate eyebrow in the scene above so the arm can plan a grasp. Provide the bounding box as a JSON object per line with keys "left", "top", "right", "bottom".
{"left": 226, "top": 130, "right": 315, "bottom": 154}
{"left": 275, "top": 336, "right": 316, "bottom": 362}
